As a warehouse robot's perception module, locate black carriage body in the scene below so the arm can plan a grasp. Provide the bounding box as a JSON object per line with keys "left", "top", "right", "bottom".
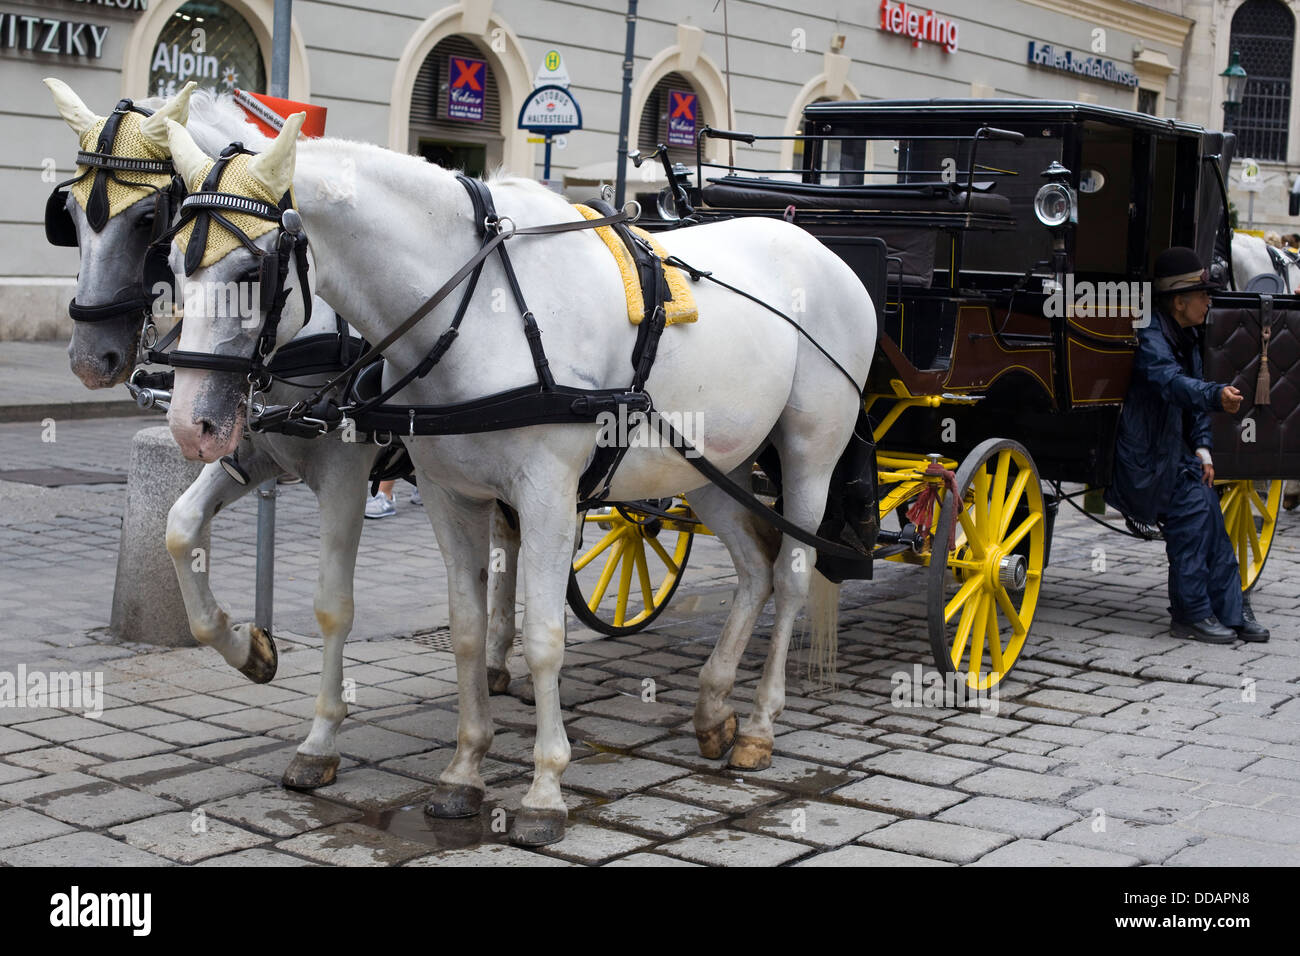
{"left": 678, "top": 99, "right": 1278, "bottom": 486}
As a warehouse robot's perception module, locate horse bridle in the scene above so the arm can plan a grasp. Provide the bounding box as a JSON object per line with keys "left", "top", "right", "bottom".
{"left": 155, "top": 142, "right": 312, "bottom": 389}
{"left": 45, "top": 98, "right": 185, "bottom": 325}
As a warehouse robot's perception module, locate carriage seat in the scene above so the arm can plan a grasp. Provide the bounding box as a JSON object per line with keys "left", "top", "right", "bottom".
{"left": 701, "top": 176, "right": 1012, "bottom": 217}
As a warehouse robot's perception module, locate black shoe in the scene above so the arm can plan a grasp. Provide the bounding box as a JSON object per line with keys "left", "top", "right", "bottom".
{"left": 1170, "top": 616, "right": 1236, "bottom": 644}
{"left": 1233, "top": 601, "right": 1270, "bottom": 643}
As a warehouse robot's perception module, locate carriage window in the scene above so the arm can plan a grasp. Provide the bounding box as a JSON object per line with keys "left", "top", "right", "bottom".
{"left": 958, "top": 135, "right": 1062, "bottom": 276}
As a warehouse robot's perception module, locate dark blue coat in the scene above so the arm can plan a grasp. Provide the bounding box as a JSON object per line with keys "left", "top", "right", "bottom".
{"left": 1106, "top": 308, "right": 1225, "bottom": 524}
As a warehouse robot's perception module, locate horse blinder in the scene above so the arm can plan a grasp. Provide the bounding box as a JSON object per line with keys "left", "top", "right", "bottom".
{"left": 44, "top": 190, "right": 78, "bottom": 247}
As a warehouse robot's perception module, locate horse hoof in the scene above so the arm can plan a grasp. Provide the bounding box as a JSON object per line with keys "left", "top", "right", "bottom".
{"left": 487, "top": 667, "right": 511, "bottom": 695}
{"left": 425, "top": 783, "right": 484, "bottom": 819}
{"left": 728, "top": 734, "right": 773, "bottom": 771}
{"left": 696, "top": 713, "right": 738, "bottom": 759}
{"left": 281, "top": 752, "right": 339, "bottom": 790}
{"left": 509, "top": 808, "right": 567, "bottom": 847}
{"left": 238, "top": 625, "right": 278, "bottom": 684}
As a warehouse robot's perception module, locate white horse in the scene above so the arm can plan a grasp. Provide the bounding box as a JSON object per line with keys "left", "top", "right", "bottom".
{"left": 46, "top": 80, "right": 522, "bottom": 789}
{"left": 155, "top": 113, "right": 876, "bottom": 845}
{"left": 1229, "top": 232, "right": 1300, "bottom": 509}
{"left": 1231, "top": 231, "right": 1300, "bottom": 293}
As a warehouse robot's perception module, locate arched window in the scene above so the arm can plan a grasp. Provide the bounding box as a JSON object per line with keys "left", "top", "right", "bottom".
{"left": 638, "top": 71, "right": 706, "bottom": 166}
{"left": 409, "top": 35, "right": 503, "bottom": 177}
{"left": 148, "top": 1, "right": 266, "bottom": 99}
{"left": 1229, "top": 0, "right": 1295, "bottom": 161}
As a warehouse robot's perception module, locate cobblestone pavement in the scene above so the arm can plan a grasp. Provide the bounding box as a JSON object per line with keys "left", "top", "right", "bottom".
{"left": 0, "top": 416, "right": 1298, "bottom": 866}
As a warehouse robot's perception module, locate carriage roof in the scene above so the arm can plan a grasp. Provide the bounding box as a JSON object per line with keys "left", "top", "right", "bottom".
{"left": 803, "top": 98, "right": 1215, "bottom": 139}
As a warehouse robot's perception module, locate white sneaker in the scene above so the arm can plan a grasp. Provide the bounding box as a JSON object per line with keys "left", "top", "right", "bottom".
{"left": 364, "top": 492, "right": 396, "bottom": 519}
{"left": 410, "top": 488, "right": 423, "bottom": 506}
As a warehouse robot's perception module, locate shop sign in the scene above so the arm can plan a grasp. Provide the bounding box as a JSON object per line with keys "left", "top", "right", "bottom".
{"left": 152, "top": 41, "right": 222, "bottom": 85}
{"left": 69, "top": 0, "right": 148, "bottom": 10}
{"left": 447, "top": 54, "right": 486, "bottom": 122}
{"left": 1028, "top": 41, "right": 1139, "bottom": 88}
{"left": 0, "top": 15, "right": 109, "bottom": 57}
{"left": 666, "top": 89, "right": 697, "bottom": 148}
{"left": 879, "top": 1, "right": 959, "bottom": 54}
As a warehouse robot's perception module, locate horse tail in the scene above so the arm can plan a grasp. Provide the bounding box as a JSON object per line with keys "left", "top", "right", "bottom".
{"left": 807, "top": 570, "right": 842, "bottom": 689}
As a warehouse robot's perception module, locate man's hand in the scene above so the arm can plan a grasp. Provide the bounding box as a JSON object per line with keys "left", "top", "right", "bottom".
{"left": 1221, "top": 385, "right": 1243, "bottom": 414}
{"left": 1202, "top": 461, "right": 1216, "bottom": 486}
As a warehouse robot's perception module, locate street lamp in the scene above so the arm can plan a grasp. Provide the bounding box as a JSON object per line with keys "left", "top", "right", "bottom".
{"left": 1221, "top": 49, "right": 1248, "bottom": 131}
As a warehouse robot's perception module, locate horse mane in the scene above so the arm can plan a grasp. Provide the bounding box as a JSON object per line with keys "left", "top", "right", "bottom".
{"left": 186, "top": 89, "right": 273, "bottom": 156}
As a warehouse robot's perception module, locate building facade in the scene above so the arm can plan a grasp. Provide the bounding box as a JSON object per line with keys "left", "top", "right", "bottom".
{"left": 3, "top": 0, "right": 1276, "bottom": 338}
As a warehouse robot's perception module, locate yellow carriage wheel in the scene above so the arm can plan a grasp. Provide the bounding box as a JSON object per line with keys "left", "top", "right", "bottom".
{"left": 927, "top": 439, "right": 1046, "bottom": 691}
{"left": 1218, "top": 479, "right": 1282, "bottom": 592}
{"left": 566, "top": 500, "right": 696, "bottom": 636}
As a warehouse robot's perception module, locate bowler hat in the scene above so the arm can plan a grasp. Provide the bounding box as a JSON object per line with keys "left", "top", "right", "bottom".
{"left": 1154, "top": 246, "right": 1221, "bottom": 294}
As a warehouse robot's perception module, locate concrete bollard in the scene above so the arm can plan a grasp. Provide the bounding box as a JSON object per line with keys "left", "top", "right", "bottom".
{"left": 110, "top": 426, "right": 206, "bottom": 646}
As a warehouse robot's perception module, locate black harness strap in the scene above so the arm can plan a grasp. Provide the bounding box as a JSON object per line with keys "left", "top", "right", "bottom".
{"left": 652, "top": 416, "right": 869, "bottom": 563}
{"left": 574, "top": 197, "right": 673, "bottom": 501}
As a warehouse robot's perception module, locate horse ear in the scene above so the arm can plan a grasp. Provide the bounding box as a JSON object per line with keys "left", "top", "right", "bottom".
{"left": 44, "top": 78, "right": 101, "bottom": 137}
{"left": 164, "top": 118, "right": 212, "bottom": 189}
{"left": 247, "top": 112, "right": 305, "bottom": 199}
{"left": 140, "top": 81, "right": 197, "bottom": 148}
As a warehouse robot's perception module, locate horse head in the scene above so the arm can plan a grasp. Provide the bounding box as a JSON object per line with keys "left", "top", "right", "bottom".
{"left": 156, "top": 114, "right": 311, "bottom": 461}
{"left": 44, "top": 78, "right": 195, "bottom": 387}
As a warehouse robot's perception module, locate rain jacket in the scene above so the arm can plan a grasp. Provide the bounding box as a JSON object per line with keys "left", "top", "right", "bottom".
{"left": 1106, "top": 307, "right": 1225, "bottom": 524}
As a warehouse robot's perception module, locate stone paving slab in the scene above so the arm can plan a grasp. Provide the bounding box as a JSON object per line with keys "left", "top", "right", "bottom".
{"left": 108, "top": 811, "right": 269, "bottom": 863}
{"left": 861, "top": 819, "right": 1013, "bottom": 864}
{"left": 0, "top": 414, "right": 1298, "bottom": 865}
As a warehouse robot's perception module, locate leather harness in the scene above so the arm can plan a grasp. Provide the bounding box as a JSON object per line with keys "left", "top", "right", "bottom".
{"left": 164, "top": 168, "right": 876, "bottom": 566}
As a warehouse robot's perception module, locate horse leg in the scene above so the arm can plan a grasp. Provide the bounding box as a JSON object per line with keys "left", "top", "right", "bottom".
{"left": 165, "top": 449, "right": 281, "bottom": 682}
{"left": 509, "top": 491, "right": 579, "bottom": 847}
{"left": 485, "top": 502, "right": 520, "bottom": 694}
{"left": 683, "top": 480, "right": 780, "bottom": 759}
{"left": 421, "top": 485, "right": 496, "bottom": 819}
{"left": 729, "top": 422, "right": 846, "bottom": 771}
{"left": 282, "top": 441, "right": 375, "bottom": 790}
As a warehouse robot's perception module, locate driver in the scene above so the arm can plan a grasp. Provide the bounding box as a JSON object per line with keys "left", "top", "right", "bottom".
{"left": 1106, "top": 247, "right": 1269, "bottom": 644}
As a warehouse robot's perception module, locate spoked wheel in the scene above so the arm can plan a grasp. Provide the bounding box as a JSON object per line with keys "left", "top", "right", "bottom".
{"left": 1218, "top": 479, "right": 1282, "bottom": 592}
{"left": 566, "top": 500, "right": 695, "bottom": 636}
{"left": 927, "top": 439, "right": 1046, "bottom": 691}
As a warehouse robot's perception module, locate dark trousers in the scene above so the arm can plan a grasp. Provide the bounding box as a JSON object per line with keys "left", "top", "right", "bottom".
{"left": 1160, "top": 467, "right": 1244, "bottom": 626}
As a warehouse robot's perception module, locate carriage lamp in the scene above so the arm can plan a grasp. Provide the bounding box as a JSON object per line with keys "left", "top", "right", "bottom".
{"left": 1221, "top": 50, "right": 1248, "bottom": 130}
{"left": 1033, "top": 161, "right": 1076, "bottom": 230}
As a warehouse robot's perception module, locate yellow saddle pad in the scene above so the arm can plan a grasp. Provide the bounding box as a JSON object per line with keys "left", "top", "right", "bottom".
{"left": 573, "top": 204, "right": 698, "bottom": 326}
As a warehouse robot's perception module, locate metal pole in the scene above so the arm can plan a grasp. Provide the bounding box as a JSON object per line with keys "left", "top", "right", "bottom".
{"left": 614, "top": 0, "right": 638, "bottom": 207}
{"left": 255, "top": 0, "right": 291, "bottom": 633}
{"left": 544, "top": 134, "right": 553, "bottom": 181}
{"left": 1248, "top": 191, "right": 1256, "bottom": 231}
{"left": 271, "top": 0, "right": 293, "bottom": 98}
{"left": 255, "top": 479, "right": 277, "bottom": 632}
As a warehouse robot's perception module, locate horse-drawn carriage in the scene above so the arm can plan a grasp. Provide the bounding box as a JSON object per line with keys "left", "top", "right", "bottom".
{"left": 568, "top": 99, "right": 1293, "bottom": 689}
{"left": 47, "top": 83, "right": 1295, "bottom": 845}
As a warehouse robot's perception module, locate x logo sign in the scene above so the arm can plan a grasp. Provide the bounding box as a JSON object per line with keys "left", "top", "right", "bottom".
{"left": 452, "top": 57, "right": 484, "bottom": 91}
{"left": 669, "top": 91, "right": 695, "bottom": 119}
